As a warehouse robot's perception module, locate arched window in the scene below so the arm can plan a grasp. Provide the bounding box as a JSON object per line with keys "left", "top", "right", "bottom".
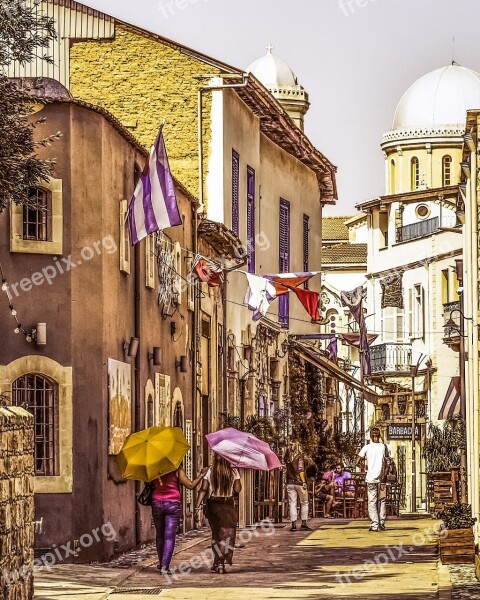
{"left": 390, "top": 160, "right": 396, "bottom": 193}
{"left": 12, "top": 373, "right": 58, "bottom": 476}
{"left": 442, "top": 155, "right": 452, "bottom": 186}
{"left": 23, "top": 188, "right": 51, "bottom": 241}
{"left": 410, "top": 157, "right": 420, "bottom": 191}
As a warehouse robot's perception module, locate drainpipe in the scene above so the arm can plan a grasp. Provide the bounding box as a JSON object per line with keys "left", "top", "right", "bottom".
{"left": 134, "top": 244, "right": 141, "bottom": 545}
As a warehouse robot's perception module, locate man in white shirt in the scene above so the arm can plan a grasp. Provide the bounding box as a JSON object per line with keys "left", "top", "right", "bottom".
{"left": 357, "top": 427, "right": 389, "bottom": 532}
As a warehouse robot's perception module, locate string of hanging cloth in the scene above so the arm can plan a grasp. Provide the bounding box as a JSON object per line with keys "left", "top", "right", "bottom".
{"left": 190, "top": 254, "right": 321, "bottom": 322}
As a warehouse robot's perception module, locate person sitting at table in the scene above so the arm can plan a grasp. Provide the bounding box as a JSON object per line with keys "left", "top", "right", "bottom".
{"left": 333, "top": 463, "right": 354, "bottom": 497}
{"left": 314, "top": 480, "right": 337, "bottom": 517}
{"left": 322, "top": 464, "right": 336, "bottom": 495}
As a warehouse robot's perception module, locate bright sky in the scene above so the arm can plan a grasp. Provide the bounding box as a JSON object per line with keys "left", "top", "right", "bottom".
{"left": 84, "top": 0, "right": 480, "bottom": 215}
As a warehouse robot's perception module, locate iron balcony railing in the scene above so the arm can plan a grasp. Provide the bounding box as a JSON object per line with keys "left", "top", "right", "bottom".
{"left": 396, "top": 215, "right": 457, "bottom": 243}
{"left": 370, "top": 343, "right": 412, "bottom": 374}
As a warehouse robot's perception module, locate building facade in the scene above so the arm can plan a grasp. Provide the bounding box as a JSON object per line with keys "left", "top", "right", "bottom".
{"left": 358, "top": 64, "right": 480, "bottom": 512}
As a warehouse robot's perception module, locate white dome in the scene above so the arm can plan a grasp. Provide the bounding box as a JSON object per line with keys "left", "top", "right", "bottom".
{"left": 392, "top": 65, "right": 480, "bottom": 132}
{"left": 247, "top": 47, "right": 298, "bottom": 87}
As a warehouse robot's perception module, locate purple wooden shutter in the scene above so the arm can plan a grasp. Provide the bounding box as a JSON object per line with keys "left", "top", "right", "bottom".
{"left": 303, "top": 214, "right": 309, "bottom": 289}
{"left": 279, "top": 198, "right": 290, "bottom": 328}
{"left": 247, "top": 166, "right": 255, "bottom": 274}
{"left": 232, "top": 150, "right": 239, "bottom": 237}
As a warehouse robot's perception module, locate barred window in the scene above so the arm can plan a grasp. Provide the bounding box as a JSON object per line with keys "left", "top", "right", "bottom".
{"left": 410, "top": 157, "right": 420, "bottom": 191}
{"left": 23, "top": 188, "right": 51, "bottom": 241}
{"left": 12, "top": 374, "right": 58, "bottom": 476}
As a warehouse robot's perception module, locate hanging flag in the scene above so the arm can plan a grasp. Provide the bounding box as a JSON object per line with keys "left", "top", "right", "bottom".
{"left": 380, "top": 274, "right": 404, "bottom": 309}
{"left": 291, "top": 287, "right": 321, "bottom": 322}
{"left": 244, "top": 274, "right": 277, "bottom": 321}
{"left": 438, "top": 376, "right": 461, "bottom": 420}
{"left": 341, "top": 286, "right": 371, "bottom": 375}
{"left": 266, "top": 272, "right": 320, "bottom": 296}
{"left": 128, "top": 127, "right": 182, "bottom": 245}
{"left": 341, "top": 333, "right": 379, "bottom": 347}
{"left": 191, "top": 255, "right": 223, "bottom": 287}
{"left": 327, "top": 337, "right": 338, "bottom": 364}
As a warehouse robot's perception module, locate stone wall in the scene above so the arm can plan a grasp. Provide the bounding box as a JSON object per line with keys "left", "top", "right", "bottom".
{"left": 70, "top": 26, "right": 216, "bottom": 201}
{"left": 0, "top": 406, "right": 35, "bottom": 600}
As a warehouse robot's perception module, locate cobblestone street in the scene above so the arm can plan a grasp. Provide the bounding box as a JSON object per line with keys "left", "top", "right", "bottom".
{"left": 34, "top": 517, "right": 458, "bottom": 600}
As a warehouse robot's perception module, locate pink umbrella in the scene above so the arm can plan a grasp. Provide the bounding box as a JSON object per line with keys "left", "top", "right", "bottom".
{"left": 205, "top": 427, "right": 282, "bottom": 471}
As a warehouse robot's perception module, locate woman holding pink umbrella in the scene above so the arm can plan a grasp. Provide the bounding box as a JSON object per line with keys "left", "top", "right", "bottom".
{"left": 195, "top": 452, "right": 242, "bottom": 573}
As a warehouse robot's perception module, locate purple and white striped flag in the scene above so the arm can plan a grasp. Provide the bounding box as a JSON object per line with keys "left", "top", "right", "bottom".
{"left": 128, "top": 127, "right": 182, "bottom": 245}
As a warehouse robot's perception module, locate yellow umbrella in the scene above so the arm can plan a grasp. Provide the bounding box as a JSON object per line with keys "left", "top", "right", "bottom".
{"left": 116, "top": 426, "right": 190, "bottom": 482}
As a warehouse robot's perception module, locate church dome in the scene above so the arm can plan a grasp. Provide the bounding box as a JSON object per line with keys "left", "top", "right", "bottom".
{"left": 247, "top": 46, "right": 298, "bottom": 87}
{"left": 382, "top": 64, "right": 480, "bottom": 146}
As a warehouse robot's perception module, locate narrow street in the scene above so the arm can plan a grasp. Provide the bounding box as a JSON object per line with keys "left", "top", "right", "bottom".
{"left": 35, "top": 517, "right": 448, "bottom": 600}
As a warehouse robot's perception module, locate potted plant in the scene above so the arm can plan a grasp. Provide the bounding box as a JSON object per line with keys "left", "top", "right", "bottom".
{"left": 438, "top": 503, "right": 476, "bottom": 564}
{"left": 422, "top": 416, "right": 465, "bottom": 515}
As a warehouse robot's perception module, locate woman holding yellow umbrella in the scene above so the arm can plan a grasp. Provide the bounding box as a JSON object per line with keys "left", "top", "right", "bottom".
{"left": 116, "top": 426, "right": 206, "bottom": 575}
{"left": 152, "top": 466, "right": 206, "bottom": 575}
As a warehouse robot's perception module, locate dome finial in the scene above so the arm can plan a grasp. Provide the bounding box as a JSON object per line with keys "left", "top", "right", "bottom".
{"left": 266, "top": 43, "right": 274, "bottom": 55}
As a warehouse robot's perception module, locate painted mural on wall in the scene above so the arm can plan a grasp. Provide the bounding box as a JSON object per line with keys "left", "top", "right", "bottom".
{"left": 108, "top": 358, "right": 132, "bottom": 455}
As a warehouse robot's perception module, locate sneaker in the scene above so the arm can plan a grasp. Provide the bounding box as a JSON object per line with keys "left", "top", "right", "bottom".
{"left": 368, "top": 526, "right": 379, "bottom": 532}
{"left": 300, "top": 523, "right": 313, "bottom": 531}
{"left": 158, "top": 566, "right": 172, "bottom": 575}
{"left": 379, "top": 523, "right": 386, "bottom": 531}
{"left": 290, "top": 523, "right": 297, "bottom": 531}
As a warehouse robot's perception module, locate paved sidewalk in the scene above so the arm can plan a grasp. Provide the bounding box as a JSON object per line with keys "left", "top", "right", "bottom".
{"left": 35, "top": 518, "right": 445, "bottom": 599}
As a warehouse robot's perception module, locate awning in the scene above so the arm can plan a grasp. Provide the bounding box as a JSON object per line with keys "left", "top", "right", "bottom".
{"left": 292, "top": 343, "right": 384, "bottom": 404}
{"left": 438, "top": 376, "right": 461, "bottom": 420}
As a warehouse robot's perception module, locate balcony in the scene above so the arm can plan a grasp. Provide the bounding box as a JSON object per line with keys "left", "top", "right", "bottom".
{"left": 370, "top": 343, "right": 412, "bottom": 374}
{"left": 396, "top": 215, "right": 457, "bottom": 243}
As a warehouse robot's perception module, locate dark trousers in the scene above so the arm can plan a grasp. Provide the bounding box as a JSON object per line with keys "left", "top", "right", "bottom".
{"left": 152, "top": 500, "right": 182, "bottom": 569}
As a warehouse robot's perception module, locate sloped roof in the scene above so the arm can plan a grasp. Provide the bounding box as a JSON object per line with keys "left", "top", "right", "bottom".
{"left": 322, "top": 217, "right": 351, "bottom": 241}
{"left": 322, "top": 243, "right": 368, "bottom": 265}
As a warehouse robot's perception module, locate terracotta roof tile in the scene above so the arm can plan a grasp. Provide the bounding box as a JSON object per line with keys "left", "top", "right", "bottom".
{"left": 322, "top": 217, "right": 352, "bottom": 241}
{"left": 322, "top": 243, "right": 367, "bottom": 265}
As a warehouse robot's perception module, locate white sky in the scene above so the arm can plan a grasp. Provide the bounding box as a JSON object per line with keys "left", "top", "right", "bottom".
{"left": 83, "top": 0, "right": 480, "bottom": 215}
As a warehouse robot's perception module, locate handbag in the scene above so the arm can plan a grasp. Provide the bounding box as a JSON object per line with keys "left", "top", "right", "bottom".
{"left": 379, "top": 444, "right": 398, "bottom": 484}
{"left": 137, "top": 481, "right": 154, "bottom": 506}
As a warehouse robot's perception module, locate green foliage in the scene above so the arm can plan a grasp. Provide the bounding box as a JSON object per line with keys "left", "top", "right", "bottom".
{"left": 0, "top": 0, "right": 57, "bottom": 211}
{"left": 439, "top": 503, "right": 476, "bottom": 530}
{"left": 422, "top": 416, "right": 466, "bottom": 473}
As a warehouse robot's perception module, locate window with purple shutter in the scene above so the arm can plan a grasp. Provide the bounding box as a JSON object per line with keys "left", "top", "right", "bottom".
{"left": 303, "top": 214, "right": 309, "bottom": 289}
{"left": 279, "top": 198, "right": 290, "bottom": 328}
{"left": 232, "top": 150, "right": 239, "bottom": 237}
{"left": 247, "top": 166, "right": 255, "bottom": 274}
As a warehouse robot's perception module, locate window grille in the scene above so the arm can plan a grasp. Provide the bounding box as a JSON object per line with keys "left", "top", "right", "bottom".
{"left": 23, "top": 188, "right": 51, "bottom": 241}
{"left": 12, "top": 374, "right": 57, "bottom": 476}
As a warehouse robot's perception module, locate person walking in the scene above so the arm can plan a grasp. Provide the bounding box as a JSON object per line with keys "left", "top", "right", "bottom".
{"left": 356, "top": 427, "right": 389, "bottom": 532}
{"left": 195, "top": 452, "right": 241, "bottom": 573}
{"left": 152, "top": 466, "right": 206, "bottom": 575}
{"left": 284, "top": 441, "right": 312, "bottom": 531}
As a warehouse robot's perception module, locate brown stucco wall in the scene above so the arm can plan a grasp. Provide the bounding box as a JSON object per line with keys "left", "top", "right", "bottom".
{"left": 0, "top": 101, "right": 198, "bottom": 561}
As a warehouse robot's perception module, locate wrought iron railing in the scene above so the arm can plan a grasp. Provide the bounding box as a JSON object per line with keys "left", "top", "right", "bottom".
{"left": 370, "top": 343, "right": 412, "bottom": 373}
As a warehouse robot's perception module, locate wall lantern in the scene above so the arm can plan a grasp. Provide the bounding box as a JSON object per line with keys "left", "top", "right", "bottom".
{"left": 123, "top": 337, "right": 139, "bottom": 358}
{"left": 147, "top": 347, "right": 162, "bottom": 366}
{"left": 175, "top": 355, "right": 188, "bottom": 373}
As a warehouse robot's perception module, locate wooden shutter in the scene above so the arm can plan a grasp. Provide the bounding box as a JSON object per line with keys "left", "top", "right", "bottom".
{"left": 303, "top": 214, "right": 309, "bottom": 289}
{"left": 247, "top": 166, "right": 255, "bottom": 273}
{"left": 232, "top": 150, "right": 239, "bottom": 237}
{"left": 279, "top": 198, "right": 290, "bottom": 328}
